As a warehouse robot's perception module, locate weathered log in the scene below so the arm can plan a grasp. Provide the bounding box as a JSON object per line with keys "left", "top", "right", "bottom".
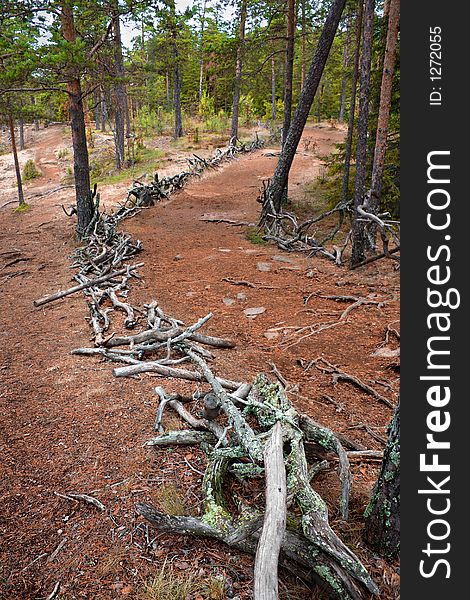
{"left": 299, "top": 414, "right": 351, "bottom": 520}
{"left": 254, "top": 422, "right": 287, "bottom": 600}
{"left": 249, "top": 376, "right": 378, "bottom": 595}
{"left": 106, "top": 289, "right": 136, "bottom": 328}
{"left": 185, "top": 347, "right": 264, "bottom": 463}
{"left": 33, "top": 263, "right": 143, "bottom": 307}
{"left": 363, "top": 401, "right": 400, "bottom": 558}
{"left": 202, "top": 392, "right": 221, "bottom": 420}
{"left": 113, "top": 360, "right": 243, "bottom": 390}
{"left": 104, "top": 326, "right": 235, "bottom": 349}
{"left": 136, "top": 503, "right": 368, "bottom": 600}
{"left": 285, "top": 432, "right": 378, "bottom": 595}
{"left": 144, "top": 430, "right": 216, "bottom": 447}
{"left": 159, "top": 390, "right": 227, "bottom": 442}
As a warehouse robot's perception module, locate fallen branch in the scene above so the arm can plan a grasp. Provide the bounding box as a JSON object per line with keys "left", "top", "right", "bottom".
{"left": 33, "top": 264, "right": 143, "bottom": 307}
{"left": 311, "top": 358, "right": 395, "bottom": 409}
{"left": 66, "top": 493, "right": 106, "bottom": 511}
{"left": 254, "top": 422, "right": 287, "bottom": 600}
{"left": 350, "top": 246, "right": 400, "bottom": 270}
{"left": 113, "top": 360, "right": 243, "bottom": 390}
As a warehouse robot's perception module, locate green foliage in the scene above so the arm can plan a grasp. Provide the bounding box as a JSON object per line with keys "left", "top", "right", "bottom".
{"left": 22, "top": 159, "right": 41, "bottom": 181}
{"left": 239, "top": 93, "right": 255, "bottom": 125}
{"left": 198, "top": 91, "right": 215, "bottom": 117}
{"left": 245, "top": 226, "right": 267, "bottom": 245}
{"left": 202, "top": 111, "right": 229, "bottom": 134}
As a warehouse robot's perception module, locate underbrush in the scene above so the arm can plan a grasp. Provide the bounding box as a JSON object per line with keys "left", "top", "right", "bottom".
{"left": 91, "top": 146, "right": 166, "bottom": 186}
{"left": 22, "top": 159, "right": 41, "bottom": 181}
{"left": 140, "top": 561, "right": 225, "bottom": 600}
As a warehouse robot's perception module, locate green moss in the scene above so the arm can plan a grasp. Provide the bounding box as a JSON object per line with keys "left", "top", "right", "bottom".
{"left": 14, "top": 202, "right": 30, "bottom": 212}
{"left": 313, "top": 565, "right": 346, "bottom": 598}
{"left": 245, "top": 226, "right": 268, "bottom": 245}
{"left": 202, "top": 501, "right": 231, "bottom": 532}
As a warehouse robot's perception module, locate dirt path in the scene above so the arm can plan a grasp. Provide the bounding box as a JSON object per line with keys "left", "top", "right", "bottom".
{"left": 0, "top": 126, "right": 399, "bottom": 599}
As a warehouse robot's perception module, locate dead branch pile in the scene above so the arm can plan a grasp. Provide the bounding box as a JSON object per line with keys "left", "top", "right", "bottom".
{"left": 114, "top": 136, "right": 265, "bottom": 218}
{"left": 72, "top": 304, "right": 379, "bottom": 599}
{"left": 34, "top": 137, "right": 264, "bottom": 341}
{"left": 258, "top": 183, "right": 399, "bottom": 267}
{"left": 35, "top": 136, "right": 381, "bottom": 598}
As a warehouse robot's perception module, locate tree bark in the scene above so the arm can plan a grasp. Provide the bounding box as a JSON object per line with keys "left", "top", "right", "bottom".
{"left": 363, "top": 400, "right": 400, "bottom": 558}
{"left": 300, "top": 0, "right": 306, "bottom": 90}
{"left": 198, "top": 0, "right": 207, "bottom": 103}
{"left": 368, "top": 0, "right": 400, "bottom": 213}
{"left": 169, "top": 1, "right": 183, "bottom": 139}
{"left": 271, "top": 56, "right": 276, "bottom": 121}
{"left": 19, "top": 119, "right": 25, "bottom": 150}
{"left": 341, "top": 0, "right": 363, "bottom": 204}
{"left": 338, "top": 14, "right": 352, "bottom": 122}
{"left": 101, "top": 86, "right": 107, "bottom": 132}
{"left": 112, "top": 3, "right": 129, "bottom": 169}
{"left": 351, "top": 0, "right": 375, "bottom": 266}
{"left": 254, "top": 422, "right": 287, "bottom": 600}
{"left": 230, "top": 0, "right": 247, "bottom": 143}
{"left": 8, "top": 113, "right": 25, "bottom": 207}
{"left": 173, "top": 58, "right": 183, "bottom": 138}
{"left": 266, "top": 0, "right": 347, "bottom": 213}
{"left": 60, "top": 1, "right": 94, "bottom": 239}
{"left": 94, "top": 87, "right": 101, "bottom": 130}
{"left": 282, "top": 0, "right": 296, "bottom": 144}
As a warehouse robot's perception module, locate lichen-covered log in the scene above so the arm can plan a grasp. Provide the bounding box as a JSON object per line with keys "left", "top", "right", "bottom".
{"left": 144, "top": 430, "right": 216, "bottom": 447}
{"left": 250, "top": 376, "right": 352, "bottom": 519}
{"left": 140, "top": 371, "right": 379, "bottom": 598}
{"left": 104, "top": 326, "right": 236, "bottom": 349}
{"left": 254, "top": 422, "right": 287, "bottom": 600}
{"left": 136, "top": 503, "right": 368, "bottom": 600}
{"left": 185, "top": 347, "right": 264, "bottom": 463}
{"left": 299, "top": 414, "right": 351, "bottom": 520}
{"left": 363, "top": 401, "right": 400, "bottom": 558}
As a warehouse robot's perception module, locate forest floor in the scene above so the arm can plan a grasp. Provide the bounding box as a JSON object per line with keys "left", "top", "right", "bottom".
{"left": 0, "top": 124, "right": 400, "bottom": 600}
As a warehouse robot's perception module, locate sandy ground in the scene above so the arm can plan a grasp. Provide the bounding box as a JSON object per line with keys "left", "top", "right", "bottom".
{"left": 0, "top": 123, "right": 399, "bottom": 599}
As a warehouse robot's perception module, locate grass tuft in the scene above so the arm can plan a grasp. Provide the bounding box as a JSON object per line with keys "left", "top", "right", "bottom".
{"left": 140, "top": 560, "right": 225, "bottom": 600}
{"left": 245, "top": 226, "right": 267, "bottom": 245}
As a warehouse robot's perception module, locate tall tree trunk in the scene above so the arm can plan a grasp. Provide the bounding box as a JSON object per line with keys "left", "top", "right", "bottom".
{"left": 169, "top": 1, "right": 183, "bottom": 139}
{"left": 338, "top": 14, "right": 352, "bottom": 122}
{"left": 8, "top": 113, "right": 25, "bottom": 207}
{"left": 173, "top": 59, "right": 183, "bottom": 138}
{"left": 300, "top": 0, "right": 306, "bottom": 90}
{"left": 368, "top": 0, "right": 400, "bottom": 214}
{"left": 94, "top": 87, "right": 101, "bottom": 130}
{"left": 366, "top": 0, "right": 392, "bottom": 179}
{"left": 198, "top": 0, "right": 207, "bottom": 103}
{"left": 100, "top": 86, "right": 107, "bottom": 132}
{"left": 19, "top": 119, "right": 25, "bottom": 151}
{"left": 112, "top": 3, "right": 129, "bottom": 169}
{"left": 230, "top": 0, "right": 247, "bottom": 143}
{"left": 363, "top": 400, "right": 400, "bottom": 558}
{"left": 350, "top": 0, "right": 375, "bottom": 266}
{"left": 60, "top": 1, "right": 94, "bottom": 239}
{"left": 271, "top": 56, "right": 276, "bottom": 121}
{"left": 316, "top": 83, "right": 323, "bottom": 122}
{"left": 341, "top": 0, "right": 363, "bottom": 204}
{"left": 266, "top": 0, "right": 347, "bottom": 213}
{"left": 165, "top": 70, "right": 170, "bottom": 112}
{"left": 282, "top": 0, "right": 296, "bottom": 144}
